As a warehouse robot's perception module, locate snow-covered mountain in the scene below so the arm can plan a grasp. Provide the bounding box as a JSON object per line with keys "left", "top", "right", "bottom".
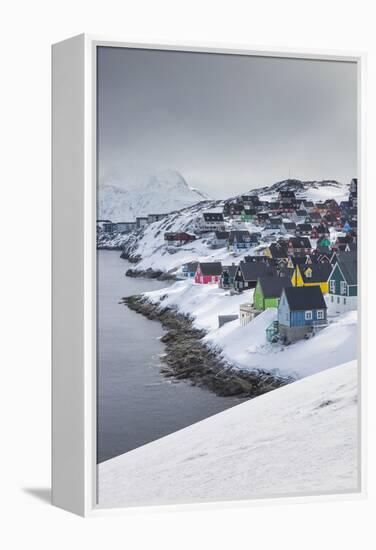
{"left": 98, "top": 169, "right": 210, "bottom": 222}
{"left": 247, "top": 178, "right": 350, "bottom": 203}
{"left": 98, "top": 360, "right": 358, "bottom": 507}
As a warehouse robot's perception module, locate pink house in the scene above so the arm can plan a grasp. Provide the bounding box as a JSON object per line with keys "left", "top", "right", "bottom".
{"left": 194, "top": 262, "right": 222, "bottom": 284}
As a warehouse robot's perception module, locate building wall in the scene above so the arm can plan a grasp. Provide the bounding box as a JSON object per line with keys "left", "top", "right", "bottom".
{"left": 327, "top": 294, "right": 357, "bottom": 314}
{"left": 253, "top": 284, "right": 264, "bottom": 310}
{"left": 264, "top": 297, "right": 279, "bottom": 309}
{"left": 329, "top": 265, "right": 357, "bottom": 297}
{"left": 278, "top": 293, "right": 291, "bottom": 326}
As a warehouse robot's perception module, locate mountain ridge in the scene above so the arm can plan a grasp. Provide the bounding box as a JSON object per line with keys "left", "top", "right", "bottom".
{"left": 98, "top": 169, "right": 210, "bottom": 222}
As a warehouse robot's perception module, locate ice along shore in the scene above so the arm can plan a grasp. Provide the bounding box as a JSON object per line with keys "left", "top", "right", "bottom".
{"left": 122, "top": 294, "right": 292, "bottom": 398}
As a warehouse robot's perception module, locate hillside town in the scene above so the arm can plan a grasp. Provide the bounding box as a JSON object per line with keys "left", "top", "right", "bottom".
{"left": 178, "top": 179, "right": 357, "bottom": 345}
{"left": 97, "top": 178, "right": 357, "bottom": 373}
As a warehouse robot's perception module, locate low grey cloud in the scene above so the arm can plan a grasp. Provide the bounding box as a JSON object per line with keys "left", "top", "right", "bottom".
{"left": 97, "top": 47, "right": 357, "bottom": 198}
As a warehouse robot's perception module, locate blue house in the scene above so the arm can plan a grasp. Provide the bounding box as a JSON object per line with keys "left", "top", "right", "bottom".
{"left": 276, "top": 286, "right": 327, "bottom": 343}
{"left": 181, "top": 261, "right": 199, "bottom": 279}
{"left": 228, "top": 230, "right": 254, "bottom": 252}
{"left": 342, "top": 221, "right": 352, "bottom": 233}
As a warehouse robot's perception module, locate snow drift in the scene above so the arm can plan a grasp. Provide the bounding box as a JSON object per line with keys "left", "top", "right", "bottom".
{"left": 98, "top": 360, "right": 358, "bottom": 508}
{"left": 145, "top": 280, "right": 357, "bottom": 379}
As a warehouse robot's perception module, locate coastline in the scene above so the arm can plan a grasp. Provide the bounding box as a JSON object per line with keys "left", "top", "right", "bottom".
{"left": 122, "top": 294, "right": 292, "bottom": 398}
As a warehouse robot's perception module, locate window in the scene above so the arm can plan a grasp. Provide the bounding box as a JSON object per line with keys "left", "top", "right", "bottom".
{"left": 340, "top": 281, "right": 347, "bottom": 295}
{"left": 344, "top": 298, "right": 346, "bottom": 305}
{"left": 317, "top": 310, "right": 324, "bottom": 320}
{"left": 337, "top": 297, "right": 340, "bottom": 304}
{"left": 331, "top": 295, "right": 334, "bottom": 302}
{"left": 329, "top": 279, "right": 335, "bottom": 293}
{"left": 305, "top": 310, "right": 313, "bottom": 320}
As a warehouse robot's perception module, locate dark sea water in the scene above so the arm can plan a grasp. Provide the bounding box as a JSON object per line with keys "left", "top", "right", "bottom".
{"left": 97, "top": 250, "right": 241, "bottom": 463}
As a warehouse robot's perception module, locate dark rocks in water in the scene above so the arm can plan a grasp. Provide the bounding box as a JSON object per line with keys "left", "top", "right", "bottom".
{"left": 122, "top": 295, "right": 292, "bottom": 399}
{"left": 125, "top": 268, "right": 177, "bottom": 281}
{"left": 120, "top": 249, "right": 141, "bottom": 263}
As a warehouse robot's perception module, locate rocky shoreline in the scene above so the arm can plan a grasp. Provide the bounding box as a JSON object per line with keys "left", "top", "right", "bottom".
{"left": 125, "top": 268, "right": 177, "bottom": 281}
{"left": 122, "top": 294, "right": 293, "bottom": 398}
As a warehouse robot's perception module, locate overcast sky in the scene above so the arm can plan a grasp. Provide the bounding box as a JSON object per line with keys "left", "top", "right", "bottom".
{"left": 97, "top": 47, "right": 357, "bottom": 199}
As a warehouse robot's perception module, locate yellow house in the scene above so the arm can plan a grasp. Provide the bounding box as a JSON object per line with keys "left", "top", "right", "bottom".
{"left": 291, "top": 264, "right": 331, "bottom": 294}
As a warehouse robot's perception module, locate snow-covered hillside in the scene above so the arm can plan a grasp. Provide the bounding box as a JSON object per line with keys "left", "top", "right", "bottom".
{"left": 98, "top": 178, "right": 349, "bottom": 271}
{"left": 98, "top": 169, "right": 210, "bottom": 222}
{"left": 98, "top": 360, "right": 358, "bottom": 508}
{"left": 247, "top": 178, "right": 349, "bottom": 203}
{"left": 145, "top": 281, "right": 357, "bottom": 379}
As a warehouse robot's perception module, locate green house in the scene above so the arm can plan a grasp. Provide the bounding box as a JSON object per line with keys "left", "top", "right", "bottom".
{"left": 253, "top": 276, "right": 292, "bottom": 311}
{"left": 328, "top": 252, "right": 357, "bottom": 312}
{"left": 318, "top": 237, "right": 331, "bottom": 248}
{"left": 241, "top": 208, "right": 256, "bottom": 222}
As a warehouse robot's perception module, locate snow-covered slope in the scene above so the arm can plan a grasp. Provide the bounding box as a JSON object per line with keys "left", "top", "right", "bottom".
{"left": 98, "top": 177, "right": 349, "bottom": 269}
{"left": 98, "top": 360, "right": 358, "bottom": 508}
{"left": 247, "top": 178, "right": 349, "bottom": 203}
{"left": 145, "top": 281, "right": 357, "bottom": 379}
{"left": 98, "top": 169, "right": 210, "bottom": 222}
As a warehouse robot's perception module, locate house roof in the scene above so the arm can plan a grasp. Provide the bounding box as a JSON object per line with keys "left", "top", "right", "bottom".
{"left": 288, "top": 237, "right": 312, "bottom": 248}
{"left": 244, "top": 255, "right": 269, "bottom": 263}
{"left": 258, "top": 276, "right": 292, "bottom": 298}
{"left": 214, "top": 230, "right": 230, "bottom": 240}
{"left": 333, "top": 250, "right": 357, "bottom": 265}
{"left": 283, "top": 286, "right": 327, "bottom": 311}
{"left": 228, "top": 230, "right": 252, "bottom": 244}
{"left": 298, "top": 263, "right": 332, "bottom": 283}
{"left": 203, "top": 212, "right": 224, "bottom": 222}
{"left": 283, "top": 222, "right": 296, "bottom": 230}
{"left": 239, "top": 262, "right": 277, "bottom": 281}
{"left": 198, "top": 262, "right": 222, "bottom": 276}
{"left": 222, "top": 264, "right": 238, "bottom": 277}
{"left": 337, "top": 236, "right": 353, "bottom": 244}
{"left": 269, "top": 242, "right": 289, "bottom": 258}
{"left": 279, "top": 190, "right": 296, "bottom": 198}
{"left": 296, "top": 223, "right": 312, "bottom": 233}
{"left": 185, "top": 261, "right": 199, "bottom": 272}
{"left": 336, "top": 258, "right": 357, "bottom": 285}
{"left": 316, "top": 246, "right": 331, "bottom": 255}
{"left": 314, "top": 224, "right": 329, "bottom": 233}
{"left": 243, "top": 208, "right": 257, "bottom": 215}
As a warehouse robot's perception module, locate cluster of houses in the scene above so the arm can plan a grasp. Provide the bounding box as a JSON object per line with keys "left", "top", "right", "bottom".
{"left": 98, "top": 213, "right": 167, "bottom": 234}
{"left": 161, "top": 179, "right": 357, "bottom": 253}
{"left": 182, "top": 248, "right": 357, "bottom": 344}
{"left": 180, "top": 179, "right": 358, "bottom": 345}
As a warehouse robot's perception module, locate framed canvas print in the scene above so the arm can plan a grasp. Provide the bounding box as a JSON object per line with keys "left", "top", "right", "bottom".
{"left": 52, "top": 35, "right": 365, "bottom": 516}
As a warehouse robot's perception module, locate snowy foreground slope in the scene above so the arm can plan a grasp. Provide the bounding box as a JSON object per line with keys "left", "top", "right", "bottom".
{"left": 145, "top": 281, "right": 357, "bottom": 379}
{"left": 98, "top": 360, "right": 358, "bottom": 508}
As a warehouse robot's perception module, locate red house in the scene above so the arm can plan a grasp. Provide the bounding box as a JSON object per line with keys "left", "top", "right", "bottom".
{"left": 194, "top": 262, "right": 222, "bottom": 284}
{"left": 164, "top": 232, "right": 196, "bottom": 246}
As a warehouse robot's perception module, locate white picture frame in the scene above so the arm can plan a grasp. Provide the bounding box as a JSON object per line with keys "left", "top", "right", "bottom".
{"left": 52, "top": 34, "right": 366, "bottom": 517}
